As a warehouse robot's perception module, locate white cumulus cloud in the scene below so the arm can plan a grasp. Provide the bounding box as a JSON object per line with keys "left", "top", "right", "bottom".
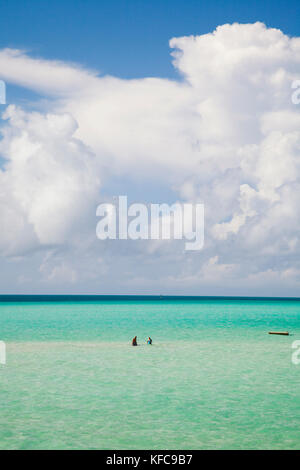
{"left": 0, "top": 22, "right": 300, "bottom": 294}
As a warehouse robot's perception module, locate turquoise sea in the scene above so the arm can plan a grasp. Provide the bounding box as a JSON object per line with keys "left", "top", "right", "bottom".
{"left": 0, "top": 296, "right": 300, "bottom": 450}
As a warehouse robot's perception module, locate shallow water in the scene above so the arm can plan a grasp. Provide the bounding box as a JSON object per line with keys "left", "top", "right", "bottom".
{"left": 0, "top": 298, "right": 300, "bottom": 449}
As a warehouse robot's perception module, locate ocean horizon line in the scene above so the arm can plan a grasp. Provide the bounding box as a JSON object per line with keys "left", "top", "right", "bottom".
{"left": 1, "top": 294, "right": 300, "bottom": 302}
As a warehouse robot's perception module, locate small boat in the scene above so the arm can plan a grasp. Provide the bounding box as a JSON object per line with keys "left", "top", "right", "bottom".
{"left": 268, "top": 331, "right": 289, "bottom": 336}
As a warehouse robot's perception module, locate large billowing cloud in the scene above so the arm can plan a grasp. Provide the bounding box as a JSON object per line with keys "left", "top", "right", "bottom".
{"left": 0, "top": 22, "right": 300, "bottom": 294}
{"left": 0, "top": 107, "right": 100, "bottom": 256}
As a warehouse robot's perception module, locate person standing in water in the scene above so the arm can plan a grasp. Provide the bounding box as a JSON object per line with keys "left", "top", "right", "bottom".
{"left": 147, "top": 337, "right": 152, "bottom": 345}
{"left": 132, "top": 336, "right": 138, "bottom": 346}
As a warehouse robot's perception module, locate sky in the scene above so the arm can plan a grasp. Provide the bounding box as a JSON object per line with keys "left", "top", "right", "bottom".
{"left": 0, "top": 0, "right": 299, "bottom": 80}
{"left": 0, "top": 0, "right": 300, "bottom": 295}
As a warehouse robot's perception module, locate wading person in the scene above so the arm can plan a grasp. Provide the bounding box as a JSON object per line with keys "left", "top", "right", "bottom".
{"left": 132, "top": 336, "right": 138, "bottom": 346}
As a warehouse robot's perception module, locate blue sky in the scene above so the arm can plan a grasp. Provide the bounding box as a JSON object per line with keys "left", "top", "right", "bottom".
{"left": 1, "top": 2, "right": 300, "bottom": 295}
{"left": 0, "top": 0, "right": 299, "bottom": 81}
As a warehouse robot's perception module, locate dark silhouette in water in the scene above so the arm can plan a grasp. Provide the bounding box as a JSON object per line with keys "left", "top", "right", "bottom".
{"left": 132, "top": 336, "right": 138, "bottom": 346}
{"left": 147, "top": 337, "right": 152, "bottom": 345}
